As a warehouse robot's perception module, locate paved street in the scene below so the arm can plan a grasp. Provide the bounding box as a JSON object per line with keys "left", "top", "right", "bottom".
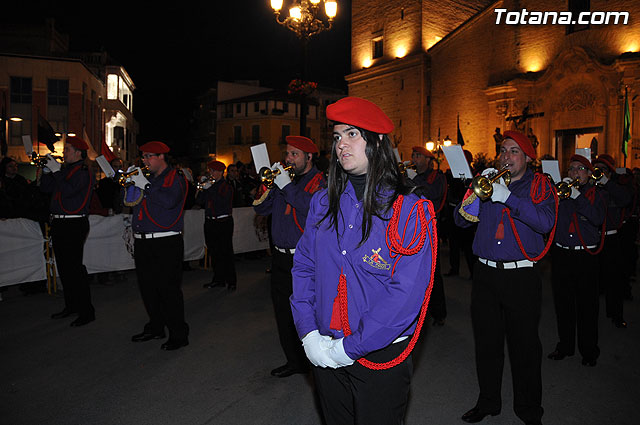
{"left": 0, "top": 246, "right": 638, "bottom": 425}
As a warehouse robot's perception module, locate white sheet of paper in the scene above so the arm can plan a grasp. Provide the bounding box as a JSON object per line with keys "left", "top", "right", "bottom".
{"left": 616, "top": 167, "right": 626, "bottom": 175}
{"left": 442, "top": 145, "right": 472, "bottom": 179}
{"left": 542, "top": 160, "right": 561, "bottom": 184}
{"left": 22, "top": 135, "right": 33, "bottom": 155}
{"left": 95, "top": 155, "right": 115, "bottom": 178}
{"left": 251, "top": 143, "right": 271, "bottom": 175}
{"left": 575, "top": 148, "right": 591, "bottom": 160}
{"left": 393, "top": 148, "right": 401, "bottom": 162}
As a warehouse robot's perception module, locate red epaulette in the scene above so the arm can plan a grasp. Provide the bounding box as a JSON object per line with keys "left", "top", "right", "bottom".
{"left": 304, "top": 172, "right": 325, "bottom": 194}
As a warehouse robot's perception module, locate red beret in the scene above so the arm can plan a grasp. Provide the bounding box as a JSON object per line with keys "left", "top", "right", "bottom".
{"left": 569, "top": 154, "right": 594, "bottom": 171}
{"left": 207, "top": 160, "right": 226, "bottom": 171}
{"left": 286, "top": 135, "right": 318, "bottom": 154}
{"left": 594, "top": 154, "right": 615, "bottom": 171}
{"left": 66, "top": 136, "right": 88, "bottom": 151}
{"left": 502, "top": 130, "right": 536, "bottom": 159}
{"left": 412, "top": 146, "right": 435, "bottom": 159}
{"left": 463, "top": 149, "right": 473, "bottom": 165}
{"left": 139, "top": 141, "right": 170, "bottom": 154}
{"left": 326, "top": 96, "right": 394, "bottom": 134}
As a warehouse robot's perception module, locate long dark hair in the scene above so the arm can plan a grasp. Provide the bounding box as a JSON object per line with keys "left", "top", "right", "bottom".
{"left": 320, "top": 124, "right": 414, "bottom": 246}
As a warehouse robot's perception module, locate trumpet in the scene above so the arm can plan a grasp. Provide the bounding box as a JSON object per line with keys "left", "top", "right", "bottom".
{"left": 30, "top": 152, "right": 62, "bottom": 168}
{"left": 260, "top": 164, "right": 295, "bottom": 188}
{"left": 471, "top": 166, "right": 511, "bottom": 201}
{"left": 118, "top": 166, "right": 150, "bottom": 187}
{"left": 398, "top": 162, "right": 417, "bottom": 175}
{"left": 196, "top": 174, "right": 216, "bottom": 191}
{"left": 591, "top": 167, "right": 604, "bottom": 185}
{"left": 556, "top": 178, "right": 580, "bottom": 199}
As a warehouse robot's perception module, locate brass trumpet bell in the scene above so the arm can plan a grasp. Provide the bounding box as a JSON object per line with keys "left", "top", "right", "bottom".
{"left": 591, "top": 167, "right": 604, "bottom": 184}
{"left": 118, "top": 166, "right": 150, "bottom": 187}
{"left": 556, "top": 179, "right": 580, "bottom": 199}
{"left": 30, "top": 152, "right": 63, "bottom": 168}
{"left": 398, "top": 162, "right": 417, "bottom": 175}
{"left": 196, "top": 175, "right": 216, "bottom": 191}
{"left": 260, "top": 164, "right": 295, "bottom": 188}
{"left": 471, "top": 167, "right": 511, "bottom": 201}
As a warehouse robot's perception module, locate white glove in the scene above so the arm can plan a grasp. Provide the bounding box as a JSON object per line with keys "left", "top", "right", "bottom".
{"left": 491, "top": 182, "right": 511, "bottom": 204}
{"left": 200, "top": 181, "right": 212, "bottom": 190}
{"left": 273, "top": 162, "right": 292, "bottom": 189}
{"left": 404, "top": 162, "right": 417, "bottom": 180}
{"left": 45, "top": 154, "right": 61, "bottom": 173}
{"left": 127, "top": 165, "right": 137, "bottom": 173}
{"left": 131, "top": 168, "right": 150, "bottom": 190}
{"left": 327, "top": 337, "right": 355, "bottom": 368}
{"left": 302, "top": 330, "right": 339, "bottom": 368}
{"left": 570, "top": 187, "right": 580, "bottom": 199}
{"left": 481, "top": 167, "right": 505, "bottom": 185}
{"left": 599, "top": 174, "right": 609, "bottom": 185}
{"left": 562, "top": 177, "right": 572, "bottom": 184}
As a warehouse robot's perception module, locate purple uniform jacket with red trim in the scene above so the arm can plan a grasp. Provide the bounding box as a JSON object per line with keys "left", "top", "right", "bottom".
{"left": 601, "top": 176, "right": 633, "bottom": 231}
{"left": 411, "top": 170, "right": 446, "bottom": 217}
{"left": 40, "top": 160, "right": 93, "bottom": 215}
{"left": 195, "top": 177, "right": 233, "bottom": 218}
{"left": 454, "top": 168, "right": 555, "bottom": 261}
{"left": 291, "top": 183, "right": 435, "bottom": 359}
{"left": 130, "top": 166, "right": 187, "bottom": 233}
{"left": 554, "top": 184, "right": 607, "bottom": 247}
{"left": 253, "top": 166, "right": 325, "bottom": 249}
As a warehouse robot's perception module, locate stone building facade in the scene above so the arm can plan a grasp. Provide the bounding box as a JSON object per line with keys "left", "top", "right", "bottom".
{"left": 347, "top": 0, "right": 640, "bottom": 170}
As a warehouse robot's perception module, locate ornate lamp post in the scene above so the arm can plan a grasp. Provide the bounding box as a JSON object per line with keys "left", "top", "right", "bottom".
{"left": 269, "top": 0, "right": 338, "bottom": 136}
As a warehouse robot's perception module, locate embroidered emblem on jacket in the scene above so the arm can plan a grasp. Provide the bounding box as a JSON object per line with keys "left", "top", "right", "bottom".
{"left": 363, "top": 248, "right": 391, "bottom": 270}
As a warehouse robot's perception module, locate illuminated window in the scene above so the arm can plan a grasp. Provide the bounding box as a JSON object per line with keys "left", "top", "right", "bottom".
{"left": 107, "top": 74, "right": 118, "bottom": 100}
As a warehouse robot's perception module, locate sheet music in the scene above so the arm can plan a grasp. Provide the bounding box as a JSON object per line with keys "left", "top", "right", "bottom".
{"left": 95, "top": 155, "right": 115, "bottom": 178}
{"left": 441, "top": 145, "right": 472, "bottom": 179}
{"left": 541, "top": 160, "right": 561, "bottom": 184}
{"left": 250, "top": 143, "right": 271, "bottom": 175}
{"left": 22, "top": 135, "right": 33, "bottom": 155}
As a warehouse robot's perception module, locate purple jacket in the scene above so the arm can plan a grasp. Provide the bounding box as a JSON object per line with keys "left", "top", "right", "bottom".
{"left": 40, "top": 160, "right": 93, "bottom": 215}
{"left": 554, "top": 184, "right": 607, "bottom": 247}
{"left": 455, "top": 169, "right": 555, "bottom": 261}
{"left": 253, "top": 167, "right": 325, "bottom": 249}
{"left": 291, "top": 183, "right": 435, "bottom": 359}
{"left": 130, "top": 166, "right": 187, "bottom": 233}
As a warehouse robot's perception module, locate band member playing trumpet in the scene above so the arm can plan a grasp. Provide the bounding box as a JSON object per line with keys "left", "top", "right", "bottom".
{"left": 410, "top": 146, "right": 448, "bottom": 326}
{"left": 253, "top": 135, "right": 326, "bottom": 378}
{"left": 455, "top": 130, "right": 556, "bottom": 425}
{"left": 128, "top": 141, "right": 190, "bottom": 351}
{"left": 196, "top": 160, "right": 237, "bottom": 291}
{"left": 40, "top": 136, "right": 95, "bottom": 326}
{"left": 548, "top": 155, "right": 607, "bottom": 367}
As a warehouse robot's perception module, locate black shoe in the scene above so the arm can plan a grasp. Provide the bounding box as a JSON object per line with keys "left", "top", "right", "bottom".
{"left": 203, "top": 281, "right": 226, "bottom": 289}
{"left": 270, "top": 364, "right": 308, "bottom": 378}
{"left": 547, "top": 350, "right": 571, "bottom": 360}
{"left": 461, "top": 407, "right": 500, "bottom": 423}
{"left": 613, "top": 318, "right": 628, "bottom": 328}
{"left": 51, "top": 309, "right": 76, "bottom": 319}
{"left": 582, "top": 358, "right": 597, "bottom": 367}
{"left": 70, "top": 316, "right": 95, "bottom": 327}
{"left": 161, "top": 339, "right": 189, "bottom": 351}
{"left": 131, "top": 331, "right": 166, "bottom": 342}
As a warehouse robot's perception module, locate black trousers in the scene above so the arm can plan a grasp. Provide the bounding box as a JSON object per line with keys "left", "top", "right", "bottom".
{"left": 599, "top": 233, "right": 624, "bottom": 321}
{"left": 134, "top": 235, "right": 189, "bottom": 342}
{"left": 551, "top": 246, "right": 600, "bottom": 361}
{"left": 50, "top": 217, "right": 93, "bottom": 319}
{"left": 313, "top": 339, "right": 412, "bottom": 425}
{"left": 204, "top": 217, "right": 237, "bottom": 285}
{"left": 271, "top": 250, "right": 307, "bottom": 369}
{"left": 471, "top": 261, "right": 543, "bottom": 424}
{"left": 448, "top": 223, "right": 476, "bottom": 276}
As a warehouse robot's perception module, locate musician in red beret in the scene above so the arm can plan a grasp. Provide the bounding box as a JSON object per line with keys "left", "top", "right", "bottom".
{"left": 253, "top": 134, "right": 326, "bottom": 378}
{"left": 196, "top": 160, "right": 237, "bottom": 291}
{"left": 128, "top": 141, "right": 190, "bottom": 350}
{"left": 592, "top": 154, "right": 633, "bottom": 328}
{"left": 40, "top": 136, "right": 96, "bottom": 326}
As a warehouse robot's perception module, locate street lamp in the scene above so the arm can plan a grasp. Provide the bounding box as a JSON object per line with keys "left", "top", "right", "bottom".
{"left": 269, "top": 0, "right": 338, "bottom": 136}
{"left": 1, "top": 116, "right": 23, "bottom": 156}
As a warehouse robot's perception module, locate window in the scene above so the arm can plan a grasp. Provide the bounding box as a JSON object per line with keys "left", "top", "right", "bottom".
{"left": 107, "top": 74, "right": 118, "bottom": 100}
{"left": 224, "top": 104, "right": 233, "bottom": 118}
{"left": 235, "top": 104, "right": 241, "bottom": 114}
{"left": 48, "top": 79, "right": 69, "bottom": 106}
{"left": 254, "top": 102, "right": 260, "bottom": 112}
{"left": 252, "top": 125, "right": 260, "bottom": 142}
{"left": 283, "top": 102, "right": 289, "bottom": 113}
{"left": 233, "top": 126, "right": 242, "bottom": 144}
{"left": 10, "top": 77, "right": 32, "bottom": 104}
{"left": 281, "top": 125, "right": 291, "bottom": 143}
{"left": 372, "top": 36, "right": 383, "bottom": 59}
{"left": 567, "top": 0, "right": 590, "bottom": 34}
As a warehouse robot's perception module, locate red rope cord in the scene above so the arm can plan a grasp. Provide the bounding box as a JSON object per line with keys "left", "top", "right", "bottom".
{"left": 339, "top": 195, "right": 438, "bottom": 370}
{"left": 55, "top": 165, "right": 94, "bottom": 214}
{"left": 503, "top": 173, "right": 558, "bottom": 262}
{"left": 571, "top": 211, "right": 607, "bottom": 255}
{"left": 142, "top": 174, "right": 188, "bottom": 229}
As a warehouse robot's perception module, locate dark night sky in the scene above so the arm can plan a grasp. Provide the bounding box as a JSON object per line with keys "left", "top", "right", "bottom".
{"left": 4, "top": 0, "right": 352, "bottom": 146}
